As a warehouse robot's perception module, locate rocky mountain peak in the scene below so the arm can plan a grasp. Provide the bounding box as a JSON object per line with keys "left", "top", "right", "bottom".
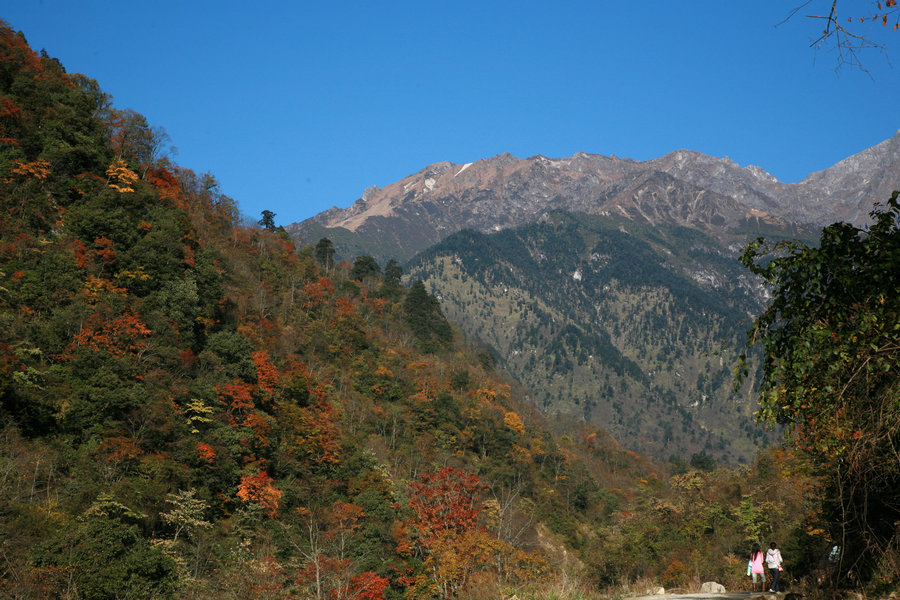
{"left": 287, "top": 132, "right": 900, "bottom": 262}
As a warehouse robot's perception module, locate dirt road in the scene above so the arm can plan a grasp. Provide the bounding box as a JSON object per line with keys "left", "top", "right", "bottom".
{"left": 626, "top": 593, "right": 787, "bottom": 600}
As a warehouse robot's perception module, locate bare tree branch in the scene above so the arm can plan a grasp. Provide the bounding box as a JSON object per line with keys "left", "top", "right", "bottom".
{"left": 780, "top": 0, "right": 898, "bottom": 72}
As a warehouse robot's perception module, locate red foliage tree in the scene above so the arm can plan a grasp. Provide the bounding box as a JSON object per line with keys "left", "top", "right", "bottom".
{"left": 69, "top": 311, "right": 151, "bottom": 358}
{"left": 402, "top": 466, "right": 485, "bottom": 554}
{"left": 236, "top": 468, "right": 283, "bottom": 518}
{"left": 253, "top": 350, "right": 279, "bottom": 397}
{"left": 242, "top": 412, "right": 272, "bottom": 447}
{"left": 303, "top": 277, "right": 335, "bottom": 311}
{"left": 292, "top": 400, "right": 342, "bottom": 465}
{"left": 217, "top": 380, "right": 255, "bottom": 419}
{"left": 145, "top": 167, "right": 184, "bottom": 204}
{"left": 195, "top": 442, "right": 216, "bottom": 464}
{"left": 93, "top": 236, "right": 116, "bottom": 264}
{"left": 348, "top": 571, "right": 389, "bottom": 600}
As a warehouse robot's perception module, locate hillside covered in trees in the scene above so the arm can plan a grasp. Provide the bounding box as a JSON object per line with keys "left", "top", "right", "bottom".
{"left": 405, "top": 211, "right": 780, "bottom": 464}
{"left": 0, "top": 21, "right": 895, "bottom": 600}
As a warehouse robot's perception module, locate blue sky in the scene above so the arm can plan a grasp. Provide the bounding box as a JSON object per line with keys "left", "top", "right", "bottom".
{"left": 4, "top": 1, "right": 899, "bottom": 226}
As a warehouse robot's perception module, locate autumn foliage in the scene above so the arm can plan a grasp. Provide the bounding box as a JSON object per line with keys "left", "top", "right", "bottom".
{"left": 236, "top": 468, "right": 283, "bottom": 517}
{"left": 0, "top": 19, "right": 871, "bottom": 600}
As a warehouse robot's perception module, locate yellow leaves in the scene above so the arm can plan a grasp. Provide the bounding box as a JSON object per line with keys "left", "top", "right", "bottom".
{"left": 509, "top": 443, "right": 532, "bottom": 464}
{"left": 652, "top": 499, "right": 683, "bottom": 516}
{"left": 424, "top": 529, "right": 506, "bottom": 595}
{"left": 116, "top": 267, "right": 152, "bottom": 282}
{"left": 503, "top": 410, "right": 525, "bottom": 435}
{"left": 670, "top": 472, "right": 704, "bottom": 491}
{"left": 106, "top": 159, "right": 138, "bottom": 192}
{"left": 471, "top": 387, "right": 497, "bottom": 403}
{"left": 83, "top": 274, "right": 127, "bottom": 302}
{"left": 184, "top": 398, "right": 215, "bottom": 434}
{"left": 469, "top": 382, "right": 510, "bottom": 406}
{"left": 11, "top": 159, "right": 51, "bottom": 181}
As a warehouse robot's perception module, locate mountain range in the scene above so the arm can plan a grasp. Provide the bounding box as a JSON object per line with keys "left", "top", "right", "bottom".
{"left": 5, "top": 21, "right": 889, "bottom": 596}
{"left": 288, "top": 130, "right": 900, "bottom": 263}
{"left": 287, "top": 133, "right": 900, "bottom": 462}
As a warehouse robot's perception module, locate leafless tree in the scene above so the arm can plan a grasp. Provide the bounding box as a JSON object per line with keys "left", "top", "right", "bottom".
{"left": 781, "top": 0, "right": 899, "bottom": 71}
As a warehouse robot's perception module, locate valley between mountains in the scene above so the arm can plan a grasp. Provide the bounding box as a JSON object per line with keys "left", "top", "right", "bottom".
{"left": 288, "top": 135, "right": 900, "bottom": 463}
{"left": 4, "top": 22, "right": 899, "bottom": 597}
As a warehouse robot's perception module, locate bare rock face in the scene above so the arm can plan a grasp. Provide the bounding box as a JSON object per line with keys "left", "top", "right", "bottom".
{"left": 287, "top": 131, "right": 900, "bottom": 262}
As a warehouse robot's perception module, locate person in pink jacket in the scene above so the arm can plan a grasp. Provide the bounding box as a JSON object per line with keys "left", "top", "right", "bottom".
{"left": 748, "top": 543, "right": 766, "bottom": 592}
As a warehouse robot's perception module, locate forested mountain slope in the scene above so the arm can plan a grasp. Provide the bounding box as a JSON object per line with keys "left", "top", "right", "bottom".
{"left": 406, "top": 211, "right": 788, "bottom": 463}
{"left": 0, "top": 21, "right": 658, "bottom": 599}
{"left": 0, "top": 22, "right": 856, "bottom": 600}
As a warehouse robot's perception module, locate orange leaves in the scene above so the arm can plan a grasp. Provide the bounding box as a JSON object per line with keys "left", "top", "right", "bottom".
{"left": 842, "top": 1, "right": 900, "bottom": 30}
{"left": 146, "top": 167, "right": 186, "bottom": 207}
{"left": 348, "top": 571, "right": 389, "bottom": 600}
{"left": 367, "top": 296, "right": 390, "bottom": 315}
{"left": 332, "top": 500, "right": 365, "bottom": 534}
{"left": 242, "top": 412, "right": 272, "bottom": 447}
{"left": 0, "top": 97, "right": 21, "bottom": 121}
{"left": 195, "top": 442, "right": 216, "bottom": 464}
{"left": 1, "top": 25, "right": 44, "bottom": 73}
{"left": 404, "top": 466, "right": 484, "bottom": 551}
{"left": 303, "top": 276, "right": 335, "bottom": 310}
{"left": 503, "top": 411, "right": 525, "bottom": 435}
{"left": 216, "top": 363, "right": 276, "bottom": 446}
{"left": 93, "top": 236, "right": 116, "bottom": 264}
{"left": 69, "top": 311, "right": 151, "bottom": 357}
{"left": 888, "top": 0, "right": 900, "bottom": 26}
{"left": 252, "top": 350, "right": 279, "bottom": 396}
{"left": 469, "top": 382, "right": 510, "bottom": 406}
{"left": 285, "top": 360, "right": 328, "bottom": 404}
{"left": 425, "top": 528, "right": 505, "bottom": 596}
{"left": 0, "top": 94, "right": 20, "bottom": 145}
{"left": 98, "top": 435, "right": 143, "bottom": 462}
{"left": 182, "top": 244, "right": 195, "bottom": 267}
{"left": 236, "top": 468, "right": 283, "bottom": 518}
{"left": 217, "top": 380, "right": 255, "bottom": 417}
{"left": 398, "top": 466, "right": 542, "bottom": 598}
{"left": 509, "top": 443, "right": 532, "bottom": 465}
{"left": 105, "top": 159, "right": 138, "bottom": 193}
{"left": 336, "top": 296, "right": 356, "bottom": 318}
{"left": 11, "top": 159, "right": 51, "bottom": 182}
{"left": 294, "top": 400, "right": 342, "bottom": 465}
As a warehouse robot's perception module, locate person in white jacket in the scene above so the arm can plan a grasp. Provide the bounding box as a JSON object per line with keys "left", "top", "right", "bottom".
{"left": 765, "top": 541, "right": 784, "bottom": 592}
